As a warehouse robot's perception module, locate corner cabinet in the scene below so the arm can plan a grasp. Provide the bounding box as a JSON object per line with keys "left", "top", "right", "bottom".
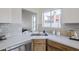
{"left": 62, "top": 8, "right": 79, "bottom": 23}
{"left": 47, "top": 39, "right": 79, "bottom": 51}
{"left": 0, "top": 8, "right": 22, "bottom": 24}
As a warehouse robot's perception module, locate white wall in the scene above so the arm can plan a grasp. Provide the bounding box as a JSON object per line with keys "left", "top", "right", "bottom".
{"left": 24, "top": 8, "right": 40, "bottom": 14}
{"left": 23, "top": 8, "right": 42, "bottom": 31}
{"left": 22, "top": 9, "right": 36, "bottom": 30}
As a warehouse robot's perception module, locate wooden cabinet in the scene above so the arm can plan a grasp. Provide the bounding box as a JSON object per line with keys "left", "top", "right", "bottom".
{"left": 32, "top": 39, "right": 79, "bottom": 51}
{"left": 47, "top": 39, "right": 79, "bottom": 51}
{"left": 32, "top": 39, "right": 46, "bottom": 51}
{"left": 0, "top": 8, "right": 22, "bottom": 24}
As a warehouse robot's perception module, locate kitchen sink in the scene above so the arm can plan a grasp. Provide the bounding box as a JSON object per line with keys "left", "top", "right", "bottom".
{"left": 31, "top": 33, "right": 48, "bottom": 36}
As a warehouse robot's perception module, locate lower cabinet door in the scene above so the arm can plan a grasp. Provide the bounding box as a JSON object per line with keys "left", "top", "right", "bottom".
{"left": 33, "top": 44, "right": 46, "bottom": 51}
{"left": 19, "top": 45, "right": 26, "bottom": 51}
{"left": 32, "top": 39, "right": 46, "bottom": 51}
{"left": 6, "top": 42, "right": 32, "bottom": 51}
{"left": 10, "top": 48, "right": 20, "bottom": 51}
{"left": 25, "top": 43, "right": 32, "bottom": 51}
{"left": 47, "top": 45, "right": 60, "bottom": 51}
{"left": 7, "top": 44, "right": 26, "bottom": 51}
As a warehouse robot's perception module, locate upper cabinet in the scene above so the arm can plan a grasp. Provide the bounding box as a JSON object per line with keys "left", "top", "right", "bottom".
{"left": 62, "top": 8, "right": 79, "bottom": 23}
{"left": 11, "top": 8, "right": 22, "bottom": 24}
{"left": 0, "top": 8, "right": 22, "bottom": 24}
{"left": 0, "top": 8, "right": 11, "bottom": 23}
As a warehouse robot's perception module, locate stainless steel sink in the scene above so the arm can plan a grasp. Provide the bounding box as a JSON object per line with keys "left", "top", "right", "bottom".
{"left": 31, "top": 33, "right": 48, "bottom": 36}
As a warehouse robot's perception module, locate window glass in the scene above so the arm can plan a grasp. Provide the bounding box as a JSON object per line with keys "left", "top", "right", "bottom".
{"left": 43, "top": 9, "right": 61, "bottom": 28}
{"left": 43, "top": 11, "right": 51, "bottom": 27}
{"left": 32, "top": 15, "right": 36, "bottom": 31}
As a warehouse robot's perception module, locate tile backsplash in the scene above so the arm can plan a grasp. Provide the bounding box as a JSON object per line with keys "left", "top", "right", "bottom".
{"left": 0, "top": 23, "right": 22, "bottom": 40}
{"left": 37, "top": 23, "right": 79, "bottom": 35}
{"left": 0, "top": 23, "right": 78, "bottom": 39}
{"left": 62, "top": 23, "right": 79, "bottom": 31}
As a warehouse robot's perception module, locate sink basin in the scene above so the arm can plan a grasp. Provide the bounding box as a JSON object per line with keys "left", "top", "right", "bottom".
{"left": 31, "top": 33, "right": 48, "bottom": 36}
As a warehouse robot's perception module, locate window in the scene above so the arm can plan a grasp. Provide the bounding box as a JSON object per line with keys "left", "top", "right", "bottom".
{"left": 42, "top": 9, "right": 61, "bottom": 28}
{"left": 32, "top": 15, "right": 36, "bottom": 31}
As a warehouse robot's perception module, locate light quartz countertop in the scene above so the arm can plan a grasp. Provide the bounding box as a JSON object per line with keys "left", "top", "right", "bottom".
{"left": 0, "top": 34, "right": 31, "bottom": 50}
{"left": 0, "top": 34, "right": 79, "bottom": 50}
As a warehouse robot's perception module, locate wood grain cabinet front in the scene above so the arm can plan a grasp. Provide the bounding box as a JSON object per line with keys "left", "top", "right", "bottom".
{"left": 32, "top": 39, "right": 46, "bottom": 51}
{"left": 47, "top": 40, "right": 79, "bottom": 51}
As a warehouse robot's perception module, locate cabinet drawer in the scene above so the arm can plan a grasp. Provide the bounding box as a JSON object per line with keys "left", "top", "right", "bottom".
{"left": 32, "top": 39, "right": 46, "bottom": 44}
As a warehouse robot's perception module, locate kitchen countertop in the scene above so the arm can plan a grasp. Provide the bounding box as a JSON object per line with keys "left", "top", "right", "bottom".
{"left": 0, "top": 34, "right": 79, "bottom": 50}
{"left": 0, "top": 34, "right": 31, "bottom": 50}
